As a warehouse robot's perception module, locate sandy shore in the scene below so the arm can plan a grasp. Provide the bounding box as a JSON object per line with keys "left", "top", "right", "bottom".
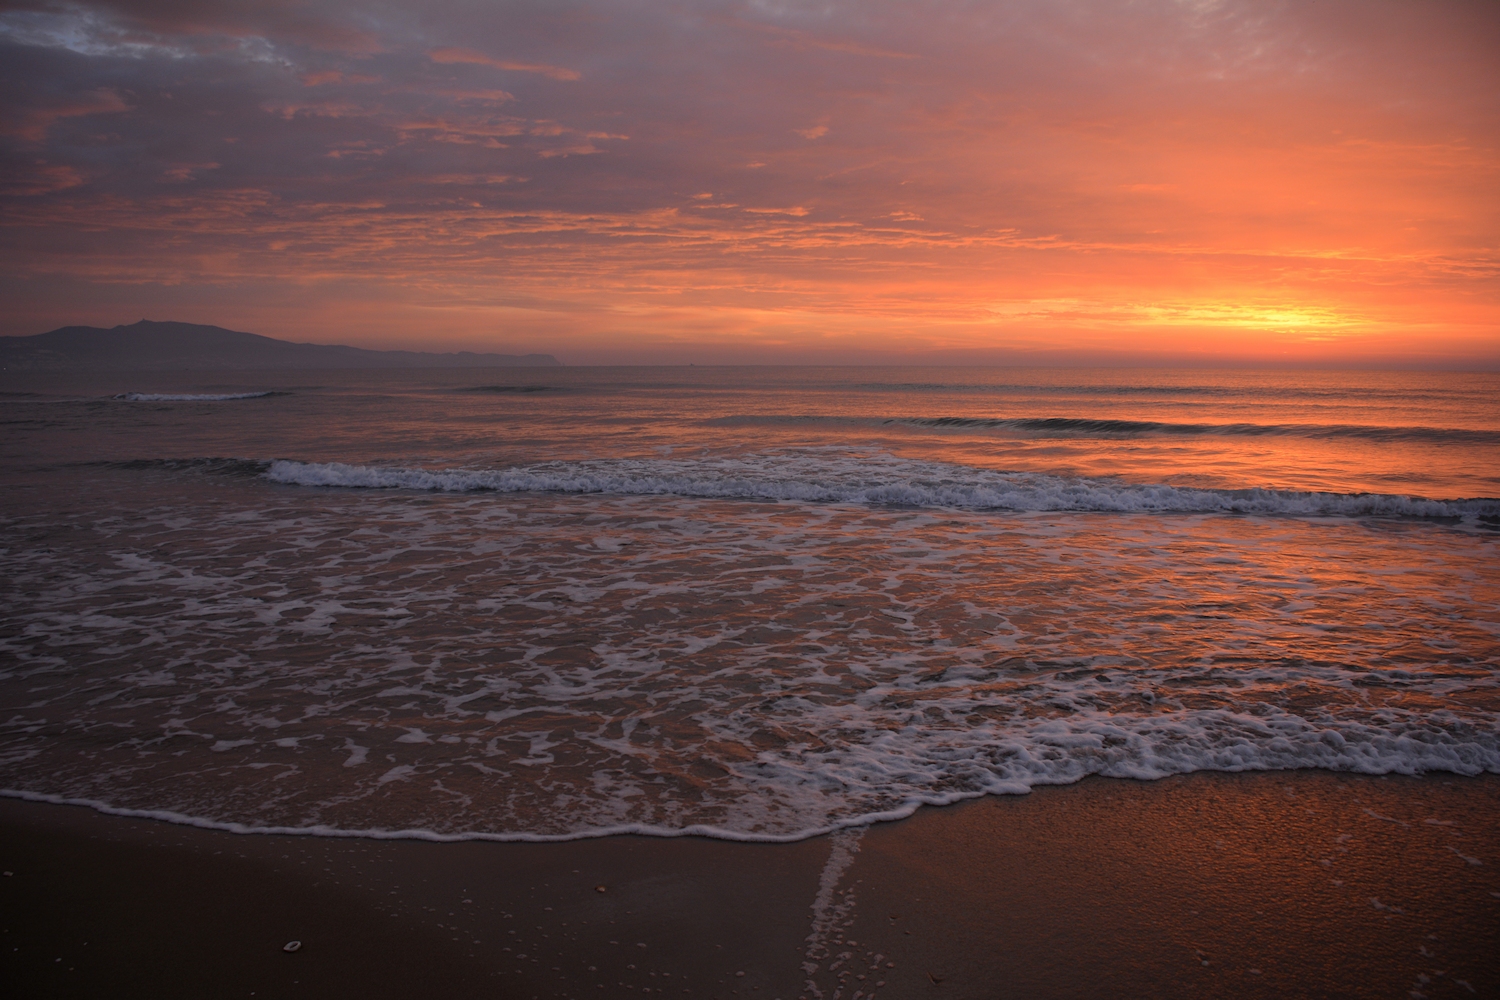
{"left": 3, "top": 770, "right": 1497, "bottom": 999}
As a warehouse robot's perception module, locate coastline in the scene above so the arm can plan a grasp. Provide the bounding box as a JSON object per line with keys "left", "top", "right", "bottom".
{"left": 3, "top": 770, "right": 1497, "bottom": 999}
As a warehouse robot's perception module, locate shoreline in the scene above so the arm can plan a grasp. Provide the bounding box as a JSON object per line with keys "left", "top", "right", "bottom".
{"left": 0, "top": 786, "right": 920, "bottom": 845}
{"left": 3, "top": 770, "right": 1497, "bottom": 999}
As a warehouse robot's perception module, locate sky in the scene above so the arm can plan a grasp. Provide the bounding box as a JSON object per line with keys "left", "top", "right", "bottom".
{"left": 1, "top": 0, "right": 1497, "bottom": 366}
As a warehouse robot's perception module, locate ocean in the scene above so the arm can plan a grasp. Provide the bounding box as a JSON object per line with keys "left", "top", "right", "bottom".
{"left": 2, "top": 366, "right": 1497, "bottom": 843}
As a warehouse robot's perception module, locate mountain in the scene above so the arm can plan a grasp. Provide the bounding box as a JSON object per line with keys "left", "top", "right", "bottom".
{"left": 0, "top": 321, "right": 562, "bottom": 370}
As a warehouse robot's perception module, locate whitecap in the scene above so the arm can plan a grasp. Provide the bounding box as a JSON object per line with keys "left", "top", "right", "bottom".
{"left": 262, "top": 456, "right": 1499, "bottom": 521}
{"left": 115, "top": 391, "right": 279, "bottom": 401}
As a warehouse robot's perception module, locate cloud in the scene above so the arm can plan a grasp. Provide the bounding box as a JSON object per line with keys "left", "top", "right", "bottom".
{"left": 754, "top": 23, "right": 918, "bottom": 60}
{"left": 428, "top": 47, "right": 580, "bottom": 81}
{"left": 430, "top": 88, "right": 516, "bottom": 103}
{"left": 162, "top": 161, "right": 220, "bottom": 182}
{"left": 92, "top": 0, "right": 379, "bottom": 52}
{"left": 0, "top": 160, "right": 86, "bottom": 195}
{"left": 0, "top": 85, "right": 129, "bottom": 144}
{"left": 1, "top": 0, "right": 1497, "bottom": 362}
{"left": 426, "top": 173, "right": 525, "bottom": 185}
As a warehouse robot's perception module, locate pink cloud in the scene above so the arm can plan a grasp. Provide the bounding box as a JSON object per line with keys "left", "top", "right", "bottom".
{"left": 429, "top": 48, "right": 581, "bottom": 81}
{"left": 2, "top": 87, "right": 130, "bottom": 145}
{"left": 754, "top": 24, "right": 918, "bottom": 60}
{"left": 0, "top": 162, "right": 87, "bottom": 196}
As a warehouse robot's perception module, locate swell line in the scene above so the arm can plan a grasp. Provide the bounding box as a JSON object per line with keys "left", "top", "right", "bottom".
{"left": 262, "top": 458, "right": 1500, "bottom": 520}
{"left": 707, "top": 414, "right": 1500, "bottom": 444}
{"left": 899, "top": 416, "right": 1500, "bottom": 443}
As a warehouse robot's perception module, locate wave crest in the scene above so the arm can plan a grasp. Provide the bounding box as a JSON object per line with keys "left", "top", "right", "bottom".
{"left": 707, "top": 413, "right": 1500, "bottom": 444}
{"left": 114, "top": 391, "right": 283, "bottom": 401}
{"left": 264, "top": 457, "right": 1499, "bottom": 520}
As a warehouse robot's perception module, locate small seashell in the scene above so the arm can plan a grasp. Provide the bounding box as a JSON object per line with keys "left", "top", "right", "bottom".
{"left": 595, "top": 885, "right": 607, "bottom": 893}
{"left": 283, "top": 941, "right": 302, "bottom": 953}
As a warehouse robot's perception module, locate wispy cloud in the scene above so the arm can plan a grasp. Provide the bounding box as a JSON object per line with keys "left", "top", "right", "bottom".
{"left": 754, "top": 23, "right": 919, "bottom": 60}
{"left": 1, "top": 86, "right": 130, "bottom": 144}
{"left": 429, "top": 48, "right": 580, "bottom": 81}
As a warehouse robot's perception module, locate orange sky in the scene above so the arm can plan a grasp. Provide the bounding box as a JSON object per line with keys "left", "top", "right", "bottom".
{"left": 2, "top": 0, "right": 1497, "bottom": 365}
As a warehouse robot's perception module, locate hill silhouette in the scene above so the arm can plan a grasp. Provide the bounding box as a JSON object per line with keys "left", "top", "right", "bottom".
{"left": 0, "top": 321, "right": 561, "bottom": 370}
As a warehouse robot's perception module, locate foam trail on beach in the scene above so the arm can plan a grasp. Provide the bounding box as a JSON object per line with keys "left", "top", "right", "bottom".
{"left": 802, "top": 829, "right": 867, "bottom": 999}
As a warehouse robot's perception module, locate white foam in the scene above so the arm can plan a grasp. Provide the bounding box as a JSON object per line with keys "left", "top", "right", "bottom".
{"left": 802, "top": 828, "right": 864, "bottom": 999}
{"left": 0, "top": 788, "right": 897, "bottom": 844}
{"left": 263, "top": 456, "right": 1499, "bottom": 519}
{"left": 3, "top": 700, "right": 1495, "bottom": 844}
{"left": 3, "top": 481, "right": 1496, "bottom": 845}
{"left": 115, "top": 391, "right": 278, "bottom": 401}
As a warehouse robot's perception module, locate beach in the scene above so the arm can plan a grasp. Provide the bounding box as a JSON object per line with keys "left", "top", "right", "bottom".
{"left": 5, "top": 770, "right": 1497, "bottom": 999}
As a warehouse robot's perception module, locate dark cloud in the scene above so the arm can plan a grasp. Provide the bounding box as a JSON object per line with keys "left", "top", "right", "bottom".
{"left": 0, "top": 0, "right": 384, "bottom": 52}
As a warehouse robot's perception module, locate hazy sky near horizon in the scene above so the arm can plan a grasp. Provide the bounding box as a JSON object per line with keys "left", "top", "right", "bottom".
{"left": 2, "top": 0, "right": 1497, "bottom": 365}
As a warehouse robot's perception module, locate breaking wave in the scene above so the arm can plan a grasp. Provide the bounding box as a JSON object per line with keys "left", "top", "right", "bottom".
{"left": 114, "top": 391, "right": 283, "bottom": 401}
{"left": 896, "top": 416, "right": 1500, "bottom": 443}
{"left": 707, "top": 413, "right": 1500, "bottom": 444}
{"left": 263, "top": 456, "right": 1500, "bottom": 520}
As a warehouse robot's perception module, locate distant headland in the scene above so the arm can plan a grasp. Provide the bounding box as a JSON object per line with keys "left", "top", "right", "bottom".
{"left": 0, "top": 321, "right": 562, "bottom": 370}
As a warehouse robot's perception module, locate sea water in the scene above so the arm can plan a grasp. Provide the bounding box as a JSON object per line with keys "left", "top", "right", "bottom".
{"left": 1, "top": 367, "right": 1496, "bottom": 841}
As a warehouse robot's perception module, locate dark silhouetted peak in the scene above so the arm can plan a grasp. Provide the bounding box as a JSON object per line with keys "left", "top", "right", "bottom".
{"left": 1, "top": 321, "right": 561, "bottom": 370}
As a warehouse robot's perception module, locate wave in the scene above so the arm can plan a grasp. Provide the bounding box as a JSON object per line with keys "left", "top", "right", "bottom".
{"left": 850, "top": 381, "right": 1491, "bottom": 404}
{"left": 113, "top": 391, "right": 285, "bottom": 401}
{"left": 6, "top": 718, "right": 1496, "bottom": 845}
{"left": 10, "top": 452, "right": 1499, "bottom": 843}
{"left": 855, "top": 381, "right": 1251, "bottom": 398}
{"left": 263, "top": 456, "right": 1500, "bottom": 520}
{"left": 462, "top": 384, "right": 564, "bottom": 393}
{"left": 900, "top": 416, "right": 1500, "bottom": 443}
{"left": 708, "top": 414, "right": 1500, "bottom": 444}
{"left": 4, "top": 704, "right": 1496, "bottom": 844}
{"left": 0, "top": 788, "right": 885, "bottom": 844}
{"left": 88, "top": 457, "right": 275, "bottom": 477}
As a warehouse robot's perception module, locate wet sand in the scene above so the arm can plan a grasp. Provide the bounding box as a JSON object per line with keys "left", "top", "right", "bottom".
{"left": 3, "top": 770, "right": 1497, "bottom": 999}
